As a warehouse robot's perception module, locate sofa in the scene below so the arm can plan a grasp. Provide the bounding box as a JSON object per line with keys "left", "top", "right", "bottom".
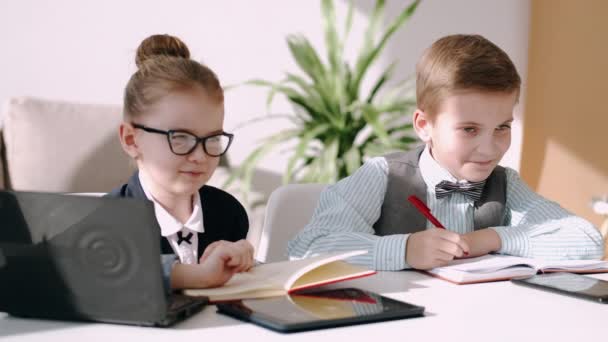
{"left": 0, "top": 96, "right": 265, "bottom": 251}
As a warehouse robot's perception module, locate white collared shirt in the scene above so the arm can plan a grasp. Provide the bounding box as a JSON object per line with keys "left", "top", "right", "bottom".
{"left": 139, "top": 173, "right": 204, "bottom": 264}
{"left": 419, "top": 145, "right": 464, "bottom": 190}
{"left": 418, "top": 146, "right": 478, "bottom": 227}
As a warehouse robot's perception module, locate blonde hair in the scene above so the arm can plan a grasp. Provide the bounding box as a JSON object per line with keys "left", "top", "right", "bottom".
{"left": 416, "top": 34, "right": 521, "bottom": 117}
{"left": 123, "top": 34, "right": 223, "bottom": 118}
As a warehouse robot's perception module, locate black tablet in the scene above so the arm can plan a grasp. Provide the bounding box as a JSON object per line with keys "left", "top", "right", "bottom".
{"left": 512, "top": 272, "right": 608, "bottom": 303}
{"left": 216, "top": 288, "right": 425, "bottom": 333}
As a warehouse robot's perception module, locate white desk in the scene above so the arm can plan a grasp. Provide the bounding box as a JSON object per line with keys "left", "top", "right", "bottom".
{"left": 1, "top": 271, "right": 606, "bottom": 342}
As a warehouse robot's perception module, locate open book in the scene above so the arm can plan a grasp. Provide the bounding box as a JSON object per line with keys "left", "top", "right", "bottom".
{"left": 184, "top": 250, "right": 376, "bottom": 302}
{"left": 427, "top": 254, "right": 608, "bottom": 285}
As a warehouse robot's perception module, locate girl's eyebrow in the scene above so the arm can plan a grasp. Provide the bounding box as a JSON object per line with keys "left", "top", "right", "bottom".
{"left": 203, "top": 129, "right": 225, "bottom": 136}
{"left": 172, "top": 128, "right": 224, "bottom": 136}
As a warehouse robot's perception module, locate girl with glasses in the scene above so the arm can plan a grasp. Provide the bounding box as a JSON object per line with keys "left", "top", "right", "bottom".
{"left": 108, "top": 34, "right": 253, "bottom": 291}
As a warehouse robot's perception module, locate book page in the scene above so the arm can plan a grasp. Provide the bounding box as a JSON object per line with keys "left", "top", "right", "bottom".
{"left": 429, "top": 266, "right": 537, "bottom": 284}
{"left": 426, "top": 255, "right": 608, "bottom": 284}
{"left": 536, "top": 259, "right": 608, "bottom": 272}
{"left": 183, "top": 269, "right": 282, "bottom": 298}
{"left": 283, "top": 250, "right": 369, "bottom": 289}
{"left": 289, "top": 261, "right": 375, "bottom": 291}
{"left": 183, "top": 258, "right": 312, "bottom": 298}
{"left": 436, "top": 254, "right": 538, "bottom": 274}
{"left": 183, "top": 250, "right": 369, "bottom": 299}
{"left": 191, "top": 288, "right": 287, "bottom": 302}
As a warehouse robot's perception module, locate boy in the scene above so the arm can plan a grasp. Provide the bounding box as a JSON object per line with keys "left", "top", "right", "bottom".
{"left": 287, "top": 34, "right": 604, "bottom": 271}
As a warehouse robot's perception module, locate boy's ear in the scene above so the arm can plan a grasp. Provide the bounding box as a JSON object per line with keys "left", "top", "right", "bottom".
{"left": 119, "top": 122, "right": 140, "bottom": 159}
{"left": 413, "top": 109, "right": 432, "bottom": 143}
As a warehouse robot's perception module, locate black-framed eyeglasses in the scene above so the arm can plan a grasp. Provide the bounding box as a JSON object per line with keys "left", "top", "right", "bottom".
{"left": 132, "top": 123, "right": 234, "bottom": 157}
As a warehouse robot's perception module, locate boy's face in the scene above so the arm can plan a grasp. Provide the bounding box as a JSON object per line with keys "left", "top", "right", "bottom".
{"left": 414, "top": 90, "right": 518, "bottom": 182}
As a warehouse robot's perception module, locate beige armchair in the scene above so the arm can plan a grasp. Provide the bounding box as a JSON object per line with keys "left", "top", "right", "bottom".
{"left": 0, "top": 97, "right": 134, "bottom": 193}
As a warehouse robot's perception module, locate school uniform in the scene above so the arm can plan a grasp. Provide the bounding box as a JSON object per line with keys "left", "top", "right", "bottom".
{"left": 108, "top": 171, "right": 248, "bottom": 291}
{"left": 287, "top": 146, "right": 604, "bottom": 270}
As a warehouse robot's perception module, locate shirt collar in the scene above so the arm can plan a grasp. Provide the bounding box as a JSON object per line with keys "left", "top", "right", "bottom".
{"left": 419, "top": 145, "right": 460, "bottom": 190}
{"left": 138, "top": 172, "right": 204, "bottom": 237}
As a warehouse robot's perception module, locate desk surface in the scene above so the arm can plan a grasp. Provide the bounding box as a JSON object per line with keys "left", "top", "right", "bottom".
{"left": 1, "top": 271, "right": 606, "bottom": 342}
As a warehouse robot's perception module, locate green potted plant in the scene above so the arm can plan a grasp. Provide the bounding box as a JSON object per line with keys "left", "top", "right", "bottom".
{"left": 228, "top": 0, "right": 421, "bottom": 199}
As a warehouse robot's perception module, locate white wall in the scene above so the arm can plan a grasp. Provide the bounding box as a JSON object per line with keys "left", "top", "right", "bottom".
{"left": 0, "top": 0, "right": 530, "bottom": 187}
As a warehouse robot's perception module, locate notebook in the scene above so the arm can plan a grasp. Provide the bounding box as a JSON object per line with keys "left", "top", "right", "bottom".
{"left": 427, "top": 254, "right": 608, "bottom": 284}
{"left": 0, "top": 190, "right": 206, "bottom": 326}
{"left": 184, "top": 250, "right": 376, "bottom": 302}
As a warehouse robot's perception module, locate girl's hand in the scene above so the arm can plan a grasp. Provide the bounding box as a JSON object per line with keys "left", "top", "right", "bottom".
{"left": 171, "top": 240, "right": 255, "bottom": 289}
{"left": 200, "top": 239, "right": 255, "bottom": 272}
{"left": 405, "top": 228, "right": 470, "bottom": 270}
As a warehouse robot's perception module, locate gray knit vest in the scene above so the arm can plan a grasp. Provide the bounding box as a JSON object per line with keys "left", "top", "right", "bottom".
{"left": 373, "top": 146, "right": 506, "bottom": 235}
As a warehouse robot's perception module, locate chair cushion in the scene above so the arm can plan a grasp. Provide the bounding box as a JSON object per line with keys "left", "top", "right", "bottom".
{"left": 1, "top": 97, "right": 134, "bottom": 192}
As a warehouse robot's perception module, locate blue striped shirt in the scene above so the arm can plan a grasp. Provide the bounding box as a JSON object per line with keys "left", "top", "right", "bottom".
{"left": 287, "top": 147, "right": 604, "bottom": 270}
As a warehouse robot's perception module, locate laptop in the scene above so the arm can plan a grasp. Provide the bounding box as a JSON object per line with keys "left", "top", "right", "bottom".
{"left": 0, "top": 190, "right": 206, "bottom": 327}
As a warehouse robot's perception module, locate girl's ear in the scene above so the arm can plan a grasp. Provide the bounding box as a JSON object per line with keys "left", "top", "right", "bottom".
{"left": 119, "top": 122, "right": 140, "bottom": 159}
{"left": 412, "top": 109, "right": 432, "bottom": 143}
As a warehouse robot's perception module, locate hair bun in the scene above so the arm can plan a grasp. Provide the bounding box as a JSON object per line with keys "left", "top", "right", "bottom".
{"left": 135, "top": 34, "right": 191, "bottom": 68}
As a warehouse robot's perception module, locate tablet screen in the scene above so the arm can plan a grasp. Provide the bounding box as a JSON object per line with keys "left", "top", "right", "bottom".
{"left": 514, "top": 273, "right": 608, "bottom": 302}
{"left": 216, "top": 288, "right": 424, "bottom": 332}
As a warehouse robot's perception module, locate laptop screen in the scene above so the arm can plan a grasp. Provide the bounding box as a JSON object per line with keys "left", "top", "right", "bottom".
{"left": 0, "top": 191, "right": 169, "bottom": 324}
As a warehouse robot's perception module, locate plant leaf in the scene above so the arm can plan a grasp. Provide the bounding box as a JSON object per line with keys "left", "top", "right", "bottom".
{"left": 344, "top": 145, "right": 362, "bottom": 175}
{"left": 362, "top": 105, "right": 391, "bottom": 145}
{"left": 233, "top": 0, "right": 421, "bottom": 188}
{"left": 287, "top": 34, "right": 327, "bottom": 84}
{"left": 284, "top": 73, "right": 334, "bottom": 120}
{"left": 366, "top": 60, "right": 398, "bottom": 104}
{"left": 321, "top": 0, "right": 341, "bottom": 72}
{"left": 351, "top": 0, "right": 420, "bottom": 99}
{"left": 301, "top": 139, "right": 339, "bottom": 183}
{"left": 223, "top": 130, "right": 299, "bottom": 202}
{"left": 284, "top": 123, "right": 331, "bottom": 183}
{"left": 343, "top": 0, "right": 355, "bottom": 46}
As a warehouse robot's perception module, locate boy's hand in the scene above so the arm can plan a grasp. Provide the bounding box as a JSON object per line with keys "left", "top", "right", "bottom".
{"left": 406, "top": 228, "right": 470, "bottom": 270}
{"left": 459, "top": 229, "right": 502, "bottom": 258}
{"left": 200, "top": 239, "right": 255, "bottom": 273}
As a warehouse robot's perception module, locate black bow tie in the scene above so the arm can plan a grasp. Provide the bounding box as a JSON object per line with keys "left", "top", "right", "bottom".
{"left": 177, "top": 231, "right": 194, "bottom": 245}
{"left": 435, "top": 180, "right": 486, "bottom": 202}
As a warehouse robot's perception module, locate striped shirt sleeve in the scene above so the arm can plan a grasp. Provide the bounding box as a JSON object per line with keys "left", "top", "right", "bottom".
{"left": 490, "top": 167, "right": 604, "bottom": 260}
{"left": 287, "top": 157, "right": 409, "bottom": 271}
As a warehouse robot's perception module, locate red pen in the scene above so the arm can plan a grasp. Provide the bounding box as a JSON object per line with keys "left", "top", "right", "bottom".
{"left": 407, "top": 195, "right": 469, "bottom": 256}
{"left": 407, "top": 195, "right": 445, "bottom": 228}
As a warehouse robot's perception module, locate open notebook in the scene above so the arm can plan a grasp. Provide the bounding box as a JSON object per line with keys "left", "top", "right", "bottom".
{"left": 427, "top": 254, "right": 608, "bottom": 285}
{"left": 184, "top": 250, "right": 376, "bottom": 302}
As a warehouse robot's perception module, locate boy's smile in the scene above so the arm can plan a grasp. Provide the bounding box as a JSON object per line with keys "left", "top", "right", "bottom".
{"left": 414, "top": 90, "right": 518, "bottom": 182}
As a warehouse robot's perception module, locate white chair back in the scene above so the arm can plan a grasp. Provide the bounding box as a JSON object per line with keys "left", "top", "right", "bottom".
{"left": 256, "top": 183, "right": 326, "bottom": 263}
